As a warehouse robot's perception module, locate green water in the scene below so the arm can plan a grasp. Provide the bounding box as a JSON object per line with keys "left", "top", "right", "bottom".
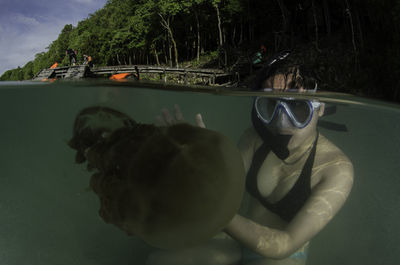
{"left": 0, "top": 80, "right": 399, "bottom": 265}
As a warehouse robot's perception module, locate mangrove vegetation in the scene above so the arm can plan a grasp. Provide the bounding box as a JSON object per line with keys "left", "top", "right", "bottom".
{"left": 1, "top": 0, "right": 400, "bottom": 102}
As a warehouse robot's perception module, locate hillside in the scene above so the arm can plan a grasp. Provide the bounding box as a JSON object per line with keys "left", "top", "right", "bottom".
{"left": 1, "top": 0, "right": 400, "bottom": 102}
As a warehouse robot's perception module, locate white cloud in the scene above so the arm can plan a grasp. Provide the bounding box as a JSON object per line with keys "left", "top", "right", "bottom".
{"left": 0, "top": 0, "right": 108, "bottom": 76}
{"left": 72, "top": 0, "right": 96, "bottom": 4}
{"left": 12, "top": 13, "right": 41, "bottom": 27}
{"left": 0, "top": 15, "right": 67, "bottom": 76}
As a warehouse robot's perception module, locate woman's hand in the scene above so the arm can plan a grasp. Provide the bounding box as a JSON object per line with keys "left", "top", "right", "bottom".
{"left": 156, "top": 104, "right": 205, "bottom": 128}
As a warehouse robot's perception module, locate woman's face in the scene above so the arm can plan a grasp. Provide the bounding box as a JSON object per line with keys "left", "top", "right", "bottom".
{"left": 259, "top": 71, "right": 324, "bottom": 137}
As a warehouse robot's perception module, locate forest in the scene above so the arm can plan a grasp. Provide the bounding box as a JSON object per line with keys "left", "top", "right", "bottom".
{"left": 1, "top": 0, "right": 400, "bottom": 102}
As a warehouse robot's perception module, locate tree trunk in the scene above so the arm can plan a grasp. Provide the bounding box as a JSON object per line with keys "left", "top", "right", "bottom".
{"left": 223, "top": 27, "right": 227, "bottom": 65}
{"left": 323, "top": 0, "right": 331, "bottom": 36}
{"left": 154, "top": 46, "right": 160, "bottom": 66}
{"left": 311, "top": 0, "right": 320, "bottom": 50}
{"left": 167, "top": 39, "right": 172, "bottom": 67}
{"left": 116, "top": 53, "right": 121, "bottom": 65}
{"left": 275, "top": 0, "right": 289, "bottom": 32}
{"left": 163, "top": 40, "right": 168, "bottom": 65}
{"left": 354, "top": 6, "right": 364, "bottom": 51}
{"left": 239, "top": 18, "right": 243, "bottom": 44}
{"left": 215, "top": 3, "right": 225, "bottom": 67}
{"left": 345, "top": 0, "right": 357, "bottom": 54}
{"left": 245, "top": 0, "right": 251, "bottom": 41}
{"left": 215, "top": 3, "right": 223, "bottom": 47}
{"left": 159, "top": 13, "right": 179, "bottom": 68}
{"left": 195, "top": 11, "right": 200, "bottom": 63}
{"left": 171, "top": 34, "right": 179, "bottom": 67}
{"left": 168, "top": 40, "right": 173, "bottom": 67}
{"left": 344, "top": 0, "right": 359, "bottom": 70}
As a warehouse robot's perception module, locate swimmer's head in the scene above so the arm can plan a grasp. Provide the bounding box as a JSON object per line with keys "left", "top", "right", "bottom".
{"left": 251, "top": 52, "right": 324, "bottom": 157}
{"left": 252, "top": 51, "right": 324, "bottom": 133}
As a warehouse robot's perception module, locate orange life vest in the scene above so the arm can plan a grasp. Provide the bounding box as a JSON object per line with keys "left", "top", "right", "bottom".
{"left": 109, "top": 73, "right": 131, "bottom": 80}
{"left": 50, "top": 62, "right": 58, "bottom": 69}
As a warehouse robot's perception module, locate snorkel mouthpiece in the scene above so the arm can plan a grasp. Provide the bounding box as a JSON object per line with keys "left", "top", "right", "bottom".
{"left": 251, "top": 106, "right": 291, "bottom": 159}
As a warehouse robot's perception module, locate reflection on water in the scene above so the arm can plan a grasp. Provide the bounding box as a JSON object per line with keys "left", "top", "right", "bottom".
{"left": 0, "top": 81, "right": 399, "bottom": 265}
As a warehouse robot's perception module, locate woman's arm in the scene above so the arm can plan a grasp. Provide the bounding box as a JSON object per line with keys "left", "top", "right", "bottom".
{"left": 224, "top": 161, "right": 354, "bottom": 259}
{"left": 237, "top": 128, "right": 259, "bottom": 173}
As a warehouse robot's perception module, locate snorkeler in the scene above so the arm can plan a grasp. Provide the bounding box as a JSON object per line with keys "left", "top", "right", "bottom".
{"left": 223, "top": 51, "right": 354, "bottom": 265}
{"left": 148, "top": 51, "right": 354, "bottom": 265}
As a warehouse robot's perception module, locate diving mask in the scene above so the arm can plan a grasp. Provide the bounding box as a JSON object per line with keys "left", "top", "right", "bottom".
{"left": 254, "top": 96, "right": 321, "bottom": 129}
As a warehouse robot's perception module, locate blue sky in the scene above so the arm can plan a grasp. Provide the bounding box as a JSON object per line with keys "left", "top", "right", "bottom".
{"left": 0, "top": 0, "right": 108, "bottom": 76}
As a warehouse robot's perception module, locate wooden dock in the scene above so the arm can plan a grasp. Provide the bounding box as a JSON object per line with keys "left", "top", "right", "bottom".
{"left": 33, "top": 65, "right": 233, "bottom": 85}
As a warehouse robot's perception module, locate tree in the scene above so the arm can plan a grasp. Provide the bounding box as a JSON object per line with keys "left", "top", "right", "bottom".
{"left": 154, "top": 0, "right": 193, "bottom": 67}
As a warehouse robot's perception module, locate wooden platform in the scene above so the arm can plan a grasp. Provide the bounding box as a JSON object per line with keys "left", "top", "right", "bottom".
{"left": 33, "top": 68, "right": 56, "bottom": 80}
{"left": 33, "top": 65, "right": 234, "bottom": 85}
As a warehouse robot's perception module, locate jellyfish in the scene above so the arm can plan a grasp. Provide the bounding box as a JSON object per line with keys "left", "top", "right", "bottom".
{"left": 68, "top": 106, "right": 245, "bottom": 249}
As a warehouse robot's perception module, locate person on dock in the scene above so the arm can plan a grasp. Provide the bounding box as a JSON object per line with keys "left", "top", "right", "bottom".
{"left": 133, "top": 65, "right": 140, "bottom": 80}
{"left": 83, "top": 54, "right": 93, "bottom": 67}
{"left": 148, "top": 51, "right": 354, "bottom": 265}
{"left": 66, "top": 48, "right": 77, "bottom": 66}
{"left": 252, "top": 44, "right": 268, "bottom": 67}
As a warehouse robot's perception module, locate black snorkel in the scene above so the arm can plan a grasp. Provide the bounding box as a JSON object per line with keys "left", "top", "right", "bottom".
{"left": 251, "top": 105, "right": 292, "bottom": 160}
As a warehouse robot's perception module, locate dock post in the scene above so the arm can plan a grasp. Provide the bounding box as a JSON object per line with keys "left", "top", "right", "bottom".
{"left": 184, "top": 69, "right": 188, "bottom": 85}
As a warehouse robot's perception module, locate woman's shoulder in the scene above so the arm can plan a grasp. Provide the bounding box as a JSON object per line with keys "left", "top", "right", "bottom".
{"left": 317, "top": 134, "right": 350, "bottom": 159}
{"left": 315, "top": 133, "right": 354, "bottom": 177}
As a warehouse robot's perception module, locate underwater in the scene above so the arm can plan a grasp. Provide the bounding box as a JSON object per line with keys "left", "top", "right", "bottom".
{"left": 0, "top": 80, "right": 399, "bottom": 265}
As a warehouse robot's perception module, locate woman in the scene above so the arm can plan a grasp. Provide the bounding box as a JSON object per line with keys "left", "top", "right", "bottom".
{"left": 224, "top": 52, "right": 354, "bottom": 264}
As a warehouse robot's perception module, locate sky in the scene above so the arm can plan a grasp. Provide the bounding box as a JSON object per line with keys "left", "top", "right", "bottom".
{"left": 0, "top": 0, "right": 108, "bottom": 76}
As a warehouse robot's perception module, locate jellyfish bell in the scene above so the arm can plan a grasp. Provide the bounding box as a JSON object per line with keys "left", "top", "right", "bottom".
{"left": 68, "top": 106, "right": 136, "bottom": 164}
{"left": 120, "top": 123, "right": 245, "bottom": 249}
{"left": 69, "top": 107, "right": 245, "bottom": 249}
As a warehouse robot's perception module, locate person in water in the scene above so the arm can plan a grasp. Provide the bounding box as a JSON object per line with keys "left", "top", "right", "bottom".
{"left": 148, "top": 51, "right": 354, "bottom": 265}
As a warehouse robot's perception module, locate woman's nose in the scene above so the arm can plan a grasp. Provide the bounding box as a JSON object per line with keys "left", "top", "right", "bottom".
{"left": 274, "top": 108, "right": 292, "bottom": 129}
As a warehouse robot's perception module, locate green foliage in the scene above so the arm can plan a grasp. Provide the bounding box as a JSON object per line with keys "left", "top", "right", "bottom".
{"left": 1, "top": 0, "right": 400, "bottom": 102}
{"left": 0, "top": 70, "right": 13, "bottom": 81}
{"left": 1, "top": 67, "right": 24, "bottom": 81}
{"left": 1, "top": 0, "right": 218, "bottom": 79}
